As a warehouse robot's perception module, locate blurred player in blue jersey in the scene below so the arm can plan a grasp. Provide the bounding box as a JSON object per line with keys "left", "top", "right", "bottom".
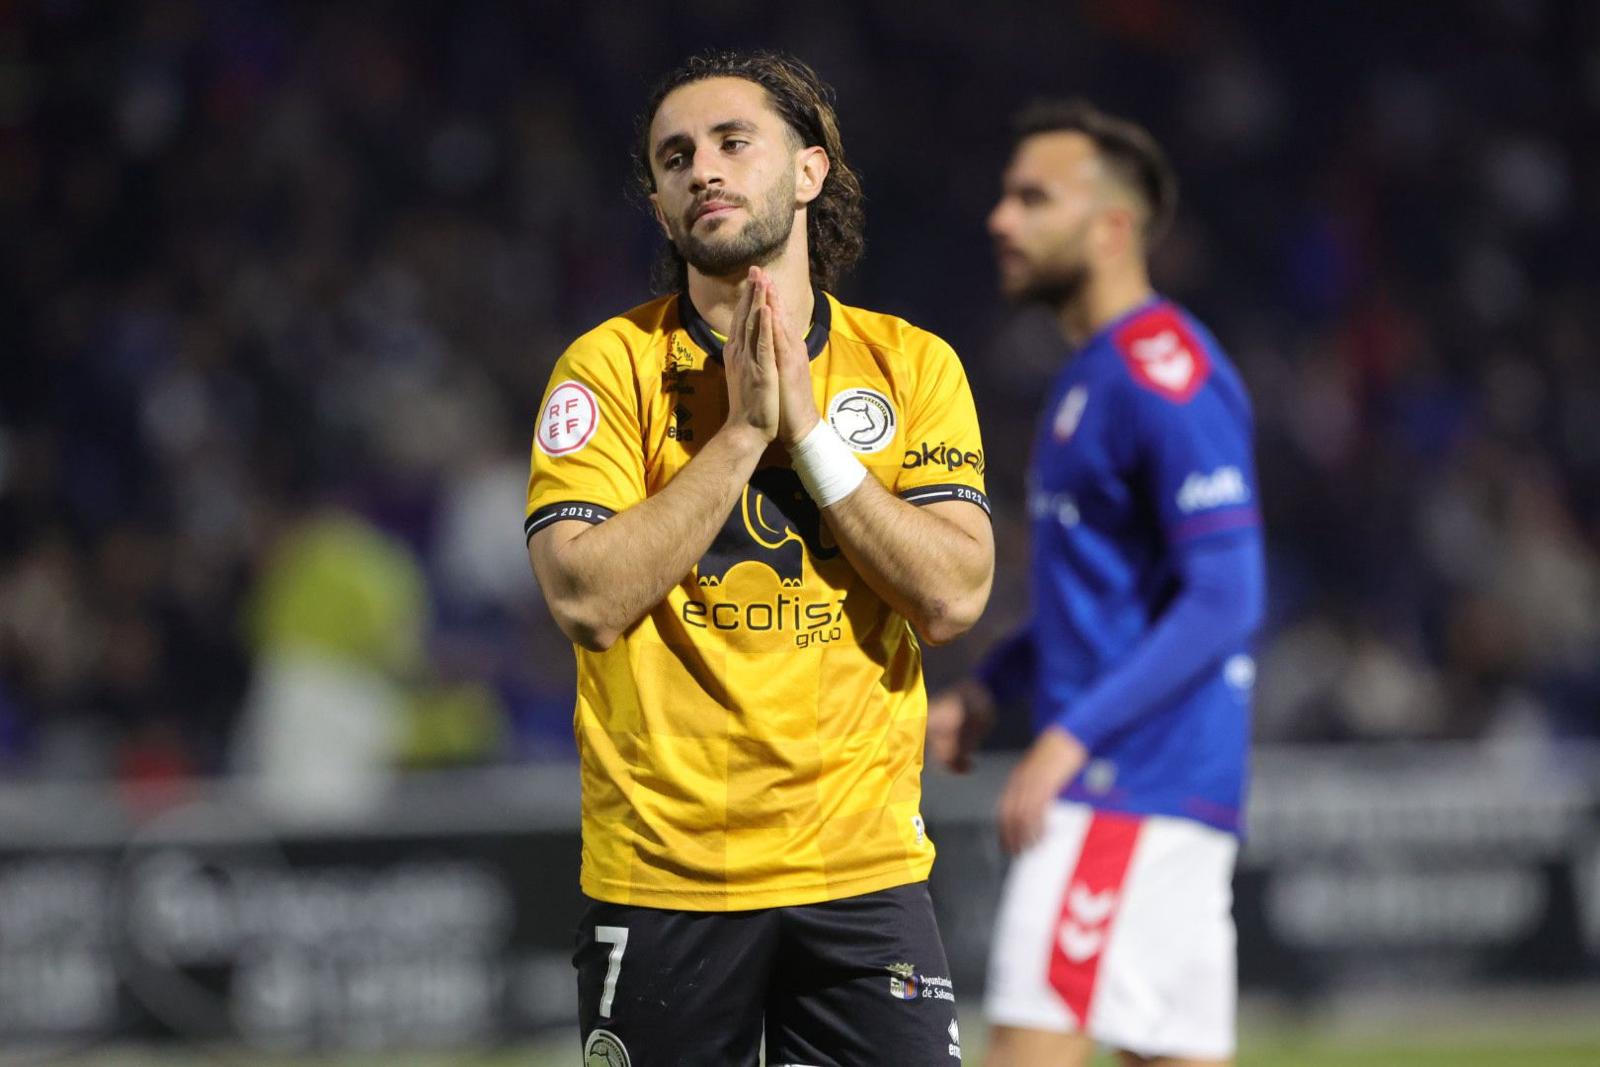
{"left": 928, "top": 100, "right": 1265, "bottom": 1067}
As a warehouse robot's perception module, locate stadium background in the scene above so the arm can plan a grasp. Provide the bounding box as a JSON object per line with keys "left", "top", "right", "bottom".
{"left": 1, "top": 1, "right": 1598, "bottom": 1063}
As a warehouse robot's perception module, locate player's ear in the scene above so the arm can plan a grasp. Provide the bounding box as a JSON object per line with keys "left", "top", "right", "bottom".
{"left": 649, "top": 192, "right": 672, "bottom": 240}
{"left": 794, "top": 145, "right": 829, "bottom": 206}
{"left": 1096, "top": 203, "right": 1137, "bottom": 261}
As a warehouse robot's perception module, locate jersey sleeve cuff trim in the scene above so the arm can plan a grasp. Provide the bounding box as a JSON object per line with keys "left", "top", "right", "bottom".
{"left": 1170, "top": 507, "right": 1260, "bottom": 542}
{"left": 525, "top": 501, "right": 617, "bottom": 541}
{"left": 898, "top": 482, "right": 991, "bottom": 516}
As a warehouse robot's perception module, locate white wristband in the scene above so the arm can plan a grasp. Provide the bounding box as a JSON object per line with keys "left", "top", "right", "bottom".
{"left": 790, "top": 419, "right": 868, "bottom": 507}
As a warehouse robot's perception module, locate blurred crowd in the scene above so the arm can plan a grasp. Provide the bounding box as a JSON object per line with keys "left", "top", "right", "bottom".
{"left": 2, "top": 1, "right": 1596, "bottom": 786}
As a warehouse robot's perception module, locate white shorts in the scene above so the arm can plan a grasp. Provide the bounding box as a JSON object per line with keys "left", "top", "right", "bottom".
{"left": 983, "top": 802, "right": 1238, "bottom": 1061}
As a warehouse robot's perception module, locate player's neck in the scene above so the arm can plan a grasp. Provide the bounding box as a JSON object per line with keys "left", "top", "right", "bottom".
{"left": 686, "top": 243, "right": 815, "bottom": 343}
{"left": 1058, "top": 267, "right": 1153, "bottom": 349}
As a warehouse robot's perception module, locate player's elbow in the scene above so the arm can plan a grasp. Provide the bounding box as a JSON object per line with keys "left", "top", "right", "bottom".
{"left": 560, "top": 616, "right": 620, "bottom": 653}
{"left": 918, "top": 617, "right": 966, "bottom": 647}
{"left": 549, "top": 598, "right": 621, "bottom": 652}
{"left": 916, "top": 591, "right": 986, "bottom": 646}
{"left": 1183, "top": 536, "right": 1267, "bottom": 646}
{"left": 530, "top": 532, "right": 622, "bottom": 652}
{"left": 910, "top": 508, "right": 994, "bottom": 645}
{"left": 572, "top": 626, "right": 620, "bottom": 654}
{"left": 536, "top": 565, "right": 620, "bottom": 650}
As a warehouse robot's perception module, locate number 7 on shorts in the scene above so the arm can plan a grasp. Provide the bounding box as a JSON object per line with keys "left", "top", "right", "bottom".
{"left": 595, "top": 925, "right": 629, "bottom": 1018}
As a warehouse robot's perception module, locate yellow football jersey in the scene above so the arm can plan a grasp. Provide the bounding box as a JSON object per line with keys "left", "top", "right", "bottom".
{"left": 525, "top": 290, "right": 989, "bottom": 910}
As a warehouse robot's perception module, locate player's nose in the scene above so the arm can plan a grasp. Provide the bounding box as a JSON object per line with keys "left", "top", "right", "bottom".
{"left": 687, "top": 146, "right": 724, "bottom": 193}
{"left": 987, "top": 200, "right": 1013, "bottom": 237}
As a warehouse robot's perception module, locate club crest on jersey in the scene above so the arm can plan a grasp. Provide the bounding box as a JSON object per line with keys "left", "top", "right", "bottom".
{"left": 826, "top": 388, "right": 897, "bottom": 454}
{"left": 1113, "top": 306, "right": 1211, "bottom": 403}
{"left": 584, "top": 1028, "right": 630, "bottom": 1067}
{"left": 1053, "top": 385, "right": 1089, "bottom": 441}
{"left": 537, "top": 380, "right": 600, "bottom": 455}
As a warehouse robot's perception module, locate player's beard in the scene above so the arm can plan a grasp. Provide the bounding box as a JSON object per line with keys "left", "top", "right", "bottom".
{"left": 1002, "top": 220, "right": 1093, "bottom": 309}
{"left": 672, "top": 169, "right": 797, "bottom": 279}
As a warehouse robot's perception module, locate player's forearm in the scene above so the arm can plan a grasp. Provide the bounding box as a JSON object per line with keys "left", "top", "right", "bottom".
{"left": 1057, "top": 533, "right": 1265, "bottom": 750}
{"left": 532, "top": 424, "right": 769, "bottom": 650}
{"left": 823, "top": 480, "right": 994, "bottom": 644}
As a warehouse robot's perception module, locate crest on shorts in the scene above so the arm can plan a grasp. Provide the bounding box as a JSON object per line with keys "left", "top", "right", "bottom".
{"left": 886, "top": 961, "right": 921, "bottom": 1001}
{"left": 584, "top": 1028, "right": 631, "bottom": 1067}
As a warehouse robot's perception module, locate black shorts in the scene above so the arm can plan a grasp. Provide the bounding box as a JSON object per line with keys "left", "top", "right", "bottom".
{"left": 574, "top": 881, "right": 962, "bottom": 1066}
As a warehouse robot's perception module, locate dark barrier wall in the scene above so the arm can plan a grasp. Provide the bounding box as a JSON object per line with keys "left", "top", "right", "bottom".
{"left": 0, "top": 744, "right": 1595, "bottom": 1049}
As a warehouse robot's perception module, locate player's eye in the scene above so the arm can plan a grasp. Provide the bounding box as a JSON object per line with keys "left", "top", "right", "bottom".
{"left": 663, "top": 152, "right": 687, "bottom": 171}
{"left": 723, "top": 138, "right": 748, "bottom": 152}
{"left": 1018, "top": 189, "right": 1047, "bottom": 208}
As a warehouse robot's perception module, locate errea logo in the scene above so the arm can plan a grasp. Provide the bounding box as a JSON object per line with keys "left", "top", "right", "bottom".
{"left": 1177, "top": 466, "right": 1249, "bottom": 514}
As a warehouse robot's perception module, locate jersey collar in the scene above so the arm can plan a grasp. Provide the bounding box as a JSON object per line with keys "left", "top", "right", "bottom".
{"left": 1080, "top": 293, "right": 1167, "bottom": 354}
{"left": 678, "top": 286, "right": 832, "bottom": 363}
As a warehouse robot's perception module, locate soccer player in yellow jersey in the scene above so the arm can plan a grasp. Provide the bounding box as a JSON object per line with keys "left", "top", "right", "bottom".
{"left": 525, "top": 51, "right": 994, "bottom": 1065}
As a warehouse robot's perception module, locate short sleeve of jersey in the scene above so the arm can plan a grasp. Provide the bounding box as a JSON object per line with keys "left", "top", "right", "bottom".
{"left": 524, "top": 330, "right": 647, "bottom": 541}
{"left": 892, "top": 333, "right": 991, "bottom": 516}
{"left": 1129, "top": 372, "right": 1260, "bottom": 547}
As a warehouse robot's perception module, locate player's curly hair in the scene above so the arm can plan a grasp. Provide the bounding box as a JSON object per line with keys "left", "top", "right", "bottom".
{"left": 635, "top": 50, "right": 865, "bottom": 293}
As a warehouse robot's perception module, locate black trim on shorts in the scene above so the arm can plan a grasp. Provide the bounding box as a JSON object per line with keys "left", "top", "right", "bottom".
{"left": 898, "top": 482, "right": 991, "bottom": 517}
{"left": 525, "top": 501, "right": 616, "bottom": 542}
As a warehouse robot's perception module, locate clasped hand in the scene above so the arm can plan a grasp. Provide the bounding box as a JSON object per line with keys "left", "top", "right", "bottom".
{"left": 721, "top": 267, "right": 820, "bottom": 449}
